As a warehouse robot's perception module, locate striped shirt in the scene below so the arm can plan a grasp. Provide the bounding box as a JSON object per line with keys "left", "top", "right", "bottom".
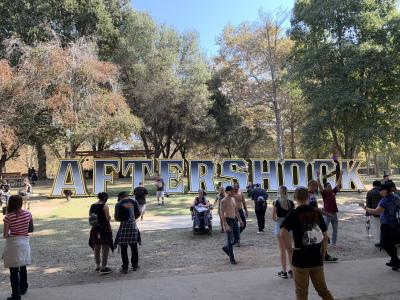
{"left": 4, "top": 210, "right": 32, "bottom": 236}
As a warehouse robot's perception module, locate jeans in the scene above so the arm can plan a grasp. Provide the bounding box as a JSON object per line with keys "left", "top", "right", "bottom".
{"left": 94, "top": 244, "right": 110, "bottom": 268}
{"left": 120, "top": 243, "right": 138, "bottom": 270}
{"left": 293, "top": 266, "right": 334, "bottom": 300}
{"left": 224, "top": 218, "right": 236, "bottom": 262}
{"left": 381, "top": 224, "right": 400, "bottom": 264}
{"left": 9, "top": 266, "right": 28, "bottom": 299}
{"left": 233, "top": 217, "right": 240, "bottom": 244}
{"left": 193, "top": 211, "right": 211, "bottom": 228}
{"left": 238, "top": 209, "right": 247, "bottom": 233}
{"left": 324, "top": 213, "right": 338, "bottom": 245}
{"left": 255, "top": 202, "right": 267, "bottom": 232}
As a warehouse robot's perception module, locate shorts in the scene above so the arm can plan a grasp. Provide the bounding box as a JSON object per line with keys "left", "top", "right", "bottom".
{"left": 156, "top": 191, "right": 164, "bottom": 198}
{"left": 274, "top": 217, "right": 292, "bottom": 237}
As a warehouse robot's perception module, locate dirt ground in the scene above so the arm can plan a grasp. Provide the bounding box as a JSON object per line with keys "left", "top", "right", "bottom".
{"left": 0, "top": 195, "right": 387, "bottom": 292}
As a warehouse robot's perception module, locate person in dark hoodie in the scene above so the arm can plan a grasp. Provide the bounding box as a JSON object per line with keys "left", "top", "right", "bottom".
{"left": 366, "top": 180, "right": 382, "bottom": 247}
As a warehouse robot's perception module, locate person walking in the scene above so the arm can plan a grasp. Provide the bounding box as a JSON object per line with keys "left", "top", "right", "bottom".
{"left": 155, "top": 175, "right": 165, "bottom": 206}
{"left": 362, "top": 181, "right": 400, "bottom": 271}
{"left": 114, "top": 191, "right": 141, "bottom": 274}
{"left": 281, "top": 187, "right": 334, "bottom": 300}
{"left": 232, "top": 184, "right": 248, "bottom": 246}
{"left": 133, "top": 182, "right": 148, "bottom": 221}
{"left": 366, "top": 180, "right": 382, "bottom": 247}
{"left": 3, "top": 195, "right": 33, "bottom": 300}
{"left": 88, "top": 192, "right": 113, "bottom": 275}
{"left": 213, "top": 187, "right": 225, "bottom": 232}
{"left": 317, "top": 170, "right": 343, "bottom": 248}
{"left": 0, "top": 179, "right": 11, "bottom": 207}
{"left": 220, "top": 186, "right": 244, "bottom": 265}
{"left": 272, "top": 186, "right": 295, "bottom": 279}
{"left": 252, "top": 184, "right": 268, "bottom": 234}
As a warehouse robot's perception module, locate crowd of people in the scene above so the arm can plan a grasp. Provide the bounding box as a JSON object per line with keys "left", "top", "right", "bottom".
{"left": 1, "top": 170, "right": 400, "bottom": 300}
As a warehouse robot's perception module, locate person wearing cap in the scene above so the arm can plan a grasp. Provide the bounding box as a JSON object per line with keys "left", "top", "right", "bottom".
{"left": 362, "top": 181, "right": 400, "bottom": 271}
{"left": 366, "top": 180, "right": 382, "bottom": 247}
{"left": 281, "top": 187, "right": 334, "bottom": 300}
{"left": 220, "top": 186, "right": 244, "bottom": 264}
{"left": 317, "top": 170, "right": 343, "bottom": 249}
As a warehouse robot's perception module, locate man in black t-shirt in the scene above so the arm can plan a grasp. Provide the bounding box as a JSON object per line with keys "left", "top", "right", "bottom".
{"left": 281, "top": 187, "right": 334, "bottom": 300}
{"left": 133, "top": 182, "right": 148, "bottom": 221}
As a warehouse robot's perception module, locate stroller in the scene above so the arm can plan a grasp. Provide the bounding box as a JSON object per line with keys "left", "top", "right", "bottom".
{"left": 191, "top": 205, "right": 213, "bottom": 235}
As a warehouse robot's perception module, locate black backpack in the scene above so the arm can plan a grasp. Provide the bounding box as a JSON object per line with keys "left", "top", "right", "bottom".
{"left": 115, "top": 199, "right": 132, "bottom": 222}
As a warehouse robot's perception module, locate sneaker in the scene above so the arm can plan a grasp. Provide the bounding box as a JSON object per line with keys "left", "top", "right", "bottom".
{"left": 288, "top": 270, "right": 293, "bottom": 278}
{"left": 230, "top": 260, "right": 237, "bottom": 265}
{"left": 278, "top": 271, "right": 288, "bottom": 279}
{"left": 205, "top": 226, "right": 209, "bottom": 230}
{"left": 325, "top": 255, "right": 338, "bottom": 263}
{"left": 99, "top": 267, "right": 113, "bottom": 275}
{"left": 95, "top": 266, "right": 101, "bottom": 272}
{"left": 234, "top": 242, "right": 241, "bottom": 247}
{"left": 257, "top": 231, "right": 263, "bottom": 234}
{"left": 120, "top": 268, "right": 128, "bottom": 274}
{"left": 132, "top": 265, "right": 140, "bottom": 271}
{"left": 194, "top": 226, "right": 200, "bottom": 229}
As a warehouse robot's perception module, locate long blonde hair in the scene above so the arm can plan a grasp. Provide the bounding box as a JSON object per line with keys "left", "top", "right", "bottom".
{"left": 278, "top": 186, "right": 289, "bottom": 210}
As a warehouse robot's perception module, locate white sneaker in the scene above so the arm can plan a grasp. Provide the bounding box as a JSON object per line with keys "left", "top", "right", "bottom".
{"left": 257, "top": 231, "right": 263, "bottom": 234}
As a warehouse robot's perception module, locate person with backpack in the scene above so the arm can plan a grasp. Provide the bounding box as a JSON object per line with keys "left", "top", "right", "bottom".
{"left": 273, "top": 186, "right": 295, "bottom": 279}
{"left": 252, "top": 184, "right": 268, "bottom": 234}
{"left": 88, "top": 192, "right": 113, "bottom": 275}
{"left": 114, "top": 191, "right": 141, "bottom": 274}
{"left": 362, "top": 181, "right": 400, "bottom": 271}
{"left": 133, "top": 182, "right": 148, "bottom": 221}
{"left": 366, "top": 180, "right": 382, "bottom": 247}
{"left": 281, "top": 187, "right": 334, "bottom": 300}
{"left": 3, "top": 195, "right": 33, "bottom": 300}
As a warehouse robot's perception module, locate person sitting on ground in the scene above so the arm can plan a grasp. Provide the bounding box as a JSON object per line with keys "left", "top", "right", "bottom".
{"left": 252, "top": 184, "right": 268, "bottom": 234}
{"left": 307, "top": 180, "right": 338, "bottom": 263}
{"left": 114, "top": 191, "right": 141, "bottom": 274}
{"left": 317, "top": 170, "right": 343, "bottom": 249}
{"left": 213, "top": 187, "right": 225, "bottom": 232}
{"left": 88, "top": 192, "right": 113, "bottom": 275}
{"left": 281, "top": 187, "right": 334, "bottom": 300}
{"left": 0, "top": 179, "right": 11, "bottom": 207}
{"left": 192, "top": 189, "right": 211, "bottom": 230}
{"left": 3, "top": 195, "right": 33, "bottom": 300}
{"left": 366, "top": 180, "right": 382, "bottom": 248}
{"left": 133, "top": 182, "right": 148, "bottom": 221}
{"left": 272, "top": 186, "right": 295, "bottom": 279}
{"left": 362, "top": 181, "right": 400, "bottom": 271}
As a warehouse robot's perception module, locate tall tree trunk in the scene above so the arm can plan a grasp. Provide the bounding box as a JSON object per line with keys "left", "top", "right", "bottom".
{"left": 290, "top": 120, "right": 296, "bottom": 158}
{"left": 36, "top": 142, "right": 47, "bottom": 180}
{"left": 387, "top": 154, "right": 392, "bottom": 175}
{"left": 366, "top": 152, "right": 370, "bottom": 176}
{"left": 0, "top": 155, "right": 6, "bottom": 176}
{"left": 373, "top": 153, "right": 379, "bottom": 177}
{"left": 272, "top": 99, "right": 285, "bottom": 159}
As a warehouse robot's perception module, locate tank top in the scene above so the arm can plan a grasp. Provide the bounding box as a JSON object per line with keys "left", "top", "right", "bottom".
{"left": 89, "top": 203, "right": 108, "bottom": 225}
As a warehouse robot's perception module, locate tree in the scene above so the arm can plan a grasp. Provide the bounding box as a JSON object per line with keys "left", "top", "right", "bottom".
{"left": 216, "top": 14, "right": 293, "bottom": 159}
{"left": 4, "top": 38, "right": 139, "bottom": 180}
{"left": 116, "top": 13, "right": 211, "bottom": 159}
{"left": 290, "top": 0, "right": 400, "bottom": 158}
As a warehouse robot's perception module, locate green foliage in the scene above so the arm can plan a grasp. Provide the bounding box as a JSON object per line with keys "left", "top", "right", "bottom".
{"left": 290, "top": 0, "right": 400, "bottom": 158}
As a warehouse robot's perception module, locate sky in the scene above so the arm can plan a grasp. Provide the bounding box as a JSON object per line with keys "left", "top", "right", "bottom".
{"left": 131, "top": 0, "right": 295, "bottom": 57}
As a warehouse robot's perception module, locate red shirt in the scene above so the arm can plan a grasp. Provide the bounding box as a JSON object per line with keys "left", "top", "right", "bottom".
{"left": 4, "top": 210, "right": 32, "bottom": 236}
{"left": 321, "top": 187, "right": 339, "bottom": 214}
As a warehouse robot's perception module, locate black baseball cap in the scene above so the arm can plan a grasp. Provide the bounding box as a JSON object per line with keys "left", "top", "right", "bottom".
{"left": 225, "top": 186, "right": 233, "bottom": 192}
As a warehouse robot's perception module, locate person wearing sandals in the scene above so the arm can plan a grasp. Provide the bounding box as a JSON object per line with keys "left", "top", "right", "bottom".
{"left": 89, "top": 192, "right": 113, "bottom": 275}
{"left": 213, "top": 187, "right": 225, "bottom": 232}
{"left": 3, "top": 195, "right": 33, "bottom": 300}
{"left": 114, "top": 192, "right": 141, "bottom": 274}
{"left": 272, "top": 186, "right": 295, "bottom": 279}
